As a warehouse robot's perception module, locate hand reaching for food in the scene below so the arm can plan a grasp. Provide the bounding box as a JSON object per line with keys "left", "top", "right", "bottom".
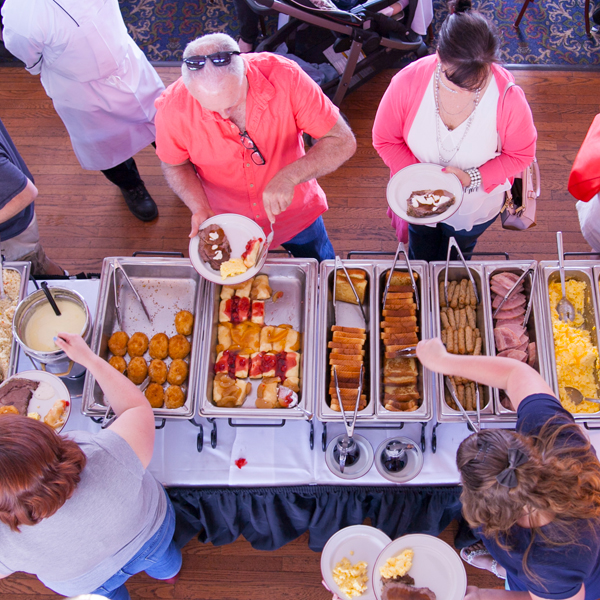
{"left": 416, "top": 338, "right": 449, "bottom": 370}
{"left": 54, "top": 333, "right": 93, "bottom": 366}
{"left": 262, "top": 171, "right": 296, "bottom": 223}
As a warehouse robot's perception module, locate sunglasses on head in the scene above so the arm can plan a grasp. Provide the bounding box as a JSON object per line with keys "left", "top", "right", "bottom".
{"left": 183, "top": 51, "right": 241, "bottom": 71}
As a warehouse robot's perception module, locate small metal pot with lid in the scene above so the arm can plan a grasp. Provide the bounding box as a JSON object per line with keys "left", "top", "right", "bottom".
{"left": 13, "top": 287, "right": 92, "bottom": 379}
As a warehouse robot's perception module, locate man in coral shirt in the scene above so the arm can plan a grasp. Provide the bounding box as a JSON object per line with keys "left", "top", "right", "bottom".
{"left": 155, "top": 33, "right": 356, "bottom": 260}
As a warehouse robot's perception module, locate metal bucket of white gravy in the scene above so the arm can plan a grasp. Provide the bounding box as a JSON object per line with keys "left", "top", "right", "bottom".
{"left": 13, "top": 287, "right": 92, "bottom": 379}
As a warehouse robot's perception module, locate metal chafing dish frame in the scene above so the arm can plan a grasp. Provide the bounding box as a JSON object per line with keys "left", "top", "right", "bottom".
{"left": 82, "top": 256, "right": 206, "bottom": 422}
{"left": 196, "top": 258, "right": 318, "bottom": 448}
{"left": 483, "top": 261, "right": 549, "bottom": 422}
{"left": 4, "top": 262, "right": 32, "bottom": 378}
{"left": 539, "top": 259, "right": 600, "bottom": 424}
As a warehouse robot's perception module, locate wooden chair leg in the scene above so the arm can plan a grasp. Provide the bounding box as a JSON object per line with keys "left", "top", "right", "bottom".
{"left": 514, "top": 0, "right": 533, "bottom": 28}
{"left": 585, "top": 0, "right": 591, "bottom": 36}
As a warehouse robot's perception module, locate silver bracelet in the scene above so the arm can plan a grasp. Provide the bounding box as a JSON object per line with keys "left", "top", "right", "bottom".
{"left": 465, "top": 167, "right": 482, "bottom": 193}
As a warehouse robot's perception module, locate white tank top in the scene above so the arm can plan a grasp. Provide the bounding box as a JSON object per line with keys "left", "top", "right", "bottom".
{"left": 407, "top": 72, "right": 510, "bottom": 232}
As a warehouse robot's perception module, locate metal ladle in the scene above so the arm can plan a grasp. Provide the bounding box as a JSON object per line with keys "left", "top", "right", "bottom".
{"left": 556, "top": 232, "right": 576, "bottom": 323}
{"left": 564, "top": 387, "right": 600, "bottom": 407}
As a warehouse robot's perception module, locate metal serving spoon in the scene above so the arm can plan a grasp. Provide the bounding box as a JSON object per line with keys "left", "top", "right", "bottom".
{"left": 556, "top": 232, "right": 576, "bottom": 323}
{"left": 564, "top": 387, "right": 600, "bottom": 407}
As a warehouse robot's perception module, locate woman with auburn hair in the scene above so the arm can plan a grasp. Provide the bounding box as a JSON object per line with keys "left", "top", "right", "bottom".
{"left": 416, "top": 338, "right": 600, "bottom": 600}
{"left": 0, "top": 333, "right": 181, "bottom": 600}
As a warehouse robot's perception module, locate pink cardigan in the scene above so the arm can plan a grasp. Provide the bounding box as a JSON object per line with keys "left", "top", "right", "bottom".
{"left": 372, "top": 54, "right": 537, "bottom": 194}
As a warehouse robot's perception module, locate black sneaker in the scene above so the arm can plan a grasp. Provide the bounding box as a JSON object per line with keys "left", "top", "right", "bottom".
{"left": 120, "top": 184, "right": 158, "bottom": 221}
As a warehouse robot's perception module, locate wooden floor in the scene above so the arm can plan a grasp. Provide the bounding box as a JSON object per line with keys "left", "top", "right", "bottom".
{"left": 0, "top": 64, "right": 599, "bottom": 598}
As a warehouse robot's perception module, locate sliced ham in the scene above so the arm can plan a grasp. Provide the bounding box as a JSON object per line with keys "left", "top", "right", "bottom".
{"left": 496, "top": 323, "right": 526, "bottom": 337}
{"left": 494, "top": 326, "right": 522, "bottom": 351}
{"left": 491, "top": 283, "right": 524, "bottom": 297}
{"left": 498, "top": 349, "right": 528, "bottom": 362}
{"left": 519, "top": 333, "right": 529, "bottom": 344}
{"left": 493, "top": 316, "right": 525, "bottom": 327}
{"left": 492, "top": 293, "right": 526, "bottom": 310}
{"left": 528, "top": 342, "right": 537, "bottom": 367}
{"left": 516, "top": 341, "right": 529, "bottom": 352}
{"left": 495, "top": 305, "right": 526, "bottom": 320}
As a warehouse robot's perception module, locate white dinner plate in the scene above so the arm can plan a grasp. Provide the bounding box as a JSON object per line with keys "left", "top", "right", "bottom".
{"left": 373, "top": 534, "right": 467, "bottom": 600}
{"left": 2, "top": 370, "right": 71, "bottom": 433}
{"left": 189, "top": 213, "right": 268, "bottom": 284}
{"left": 386, "top": 163, "right": 464, "bottom": 225}
{"left": 321, "top": 525, "right": 392, "bottom": 600}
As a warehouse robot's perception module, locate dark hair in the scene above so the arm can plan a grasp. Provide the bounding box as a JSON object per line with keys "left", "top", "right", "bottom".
{"left": 437, "top": 0, "right": 500, "bottom": 91}
{"left": 457, "top": 421, "right": 600, "bottom": 584}
{"left": 0, "top": 415, "right": 86, "bottom": 531}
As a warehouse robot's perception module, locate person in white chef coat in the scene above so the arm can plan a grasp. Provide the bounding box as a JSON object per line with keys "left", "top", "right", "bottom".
{"left": 1, "top": 0, "right": 165, "bottom": 222}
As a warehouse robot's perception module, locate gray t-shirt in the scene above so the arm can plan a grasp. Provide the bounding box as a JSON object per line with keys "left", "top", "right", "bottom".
{"left": 0, "top": 429, "right": 167, "bottom": 595}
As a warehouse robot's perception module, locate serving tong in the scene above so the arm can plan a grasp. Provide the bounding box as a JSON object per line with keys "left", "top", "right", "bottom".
{"left": 556, "top": 231, "right": 576, "bottom": 323}
{"left": 101, "top": 376, "right": 150, "bottom": 429}
{"left": 492, "top": 262, "right": 537, "bottom": 329}
{"left": 333, "top": 364, "right": 364, "bottom": 473}
{"left": 332, "top": 255, "right": 368, "bottom": 328}
{"left": 382, "top": 241, "right": 420, "bottom": 312}
{"left": 257, "top": 221, "right": 275, "bottom": 266}
{"left": 445, "top": 376, "right": 481, "bottom": 432}
{"left": 112, "top": 259, "right": 153, "bottom": 330}
{"left": 443, "top": 237, "right": 479, "bottom": 306}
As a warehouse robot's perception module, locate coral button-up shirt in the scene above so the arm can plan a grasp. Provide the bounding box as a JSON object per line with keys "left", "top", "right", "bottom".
{"left": 155, "top": 53, "right": 340, "bottom": 247}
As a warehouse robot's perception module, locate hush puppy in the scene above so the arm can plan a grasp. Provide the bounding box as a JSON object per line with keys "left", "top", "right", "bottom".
{"left": 148, "top": 359, "right": 168, "bottom": 385}
{"left": 108, "top": 331, "right": 129, "bottom": 357}
{"left": 165, "top": 385, "right": 186, "bottom": 409}
{"left": 175, "top": 310, "right": 194, "bottom": 336}
{"left": 145, "top": 383, "right": 164, "bottom": 409}
{"left": 108, "top": 355, "right": 127, "bottom": 374}
{"left": 149, "top": 333, "right": 169, "bottom": 360}
{"left": 167, "top": 359, "right": 188, "bottom": 386}
{"left": 169, "top": 334, "right": 191, "bottom": 360}
{"left": 127, "top": 332, "right": 149, "bottom": 357}
{"left": 127, "top": 356, "right": 147, "bottom": 384}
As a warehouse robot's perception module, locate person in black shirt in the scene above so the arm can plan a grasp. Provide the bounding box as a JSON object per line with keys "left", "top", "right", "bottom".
{"left": 0, "top": 117, "right": 63, "bottom": 276}
{"left": 417, "top": 338, "right": 600, "bottom": 600}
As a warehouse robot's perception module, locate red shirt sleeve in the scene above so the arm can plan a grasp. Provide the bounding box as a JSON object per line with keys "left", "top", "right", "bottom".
{"left": 568, "top": 113, "right": 600, "bottom": 202}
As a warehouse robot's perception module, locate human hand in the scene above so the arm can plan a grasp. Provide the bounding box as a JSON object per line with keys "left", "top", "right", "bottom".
{"left": 190, "top": 209, "right": 215, "bottom": 239}
{"left": 442, "top": 166, "right": 471, "bottom": 188}
{"left": 262, "top": 172, "right": 296, "bottom": 223}
{"left": 416, "top": 338, "right": 448, "bottom": 370}
{"left": 54, "top": 333, "right": 93, "bottom": 366}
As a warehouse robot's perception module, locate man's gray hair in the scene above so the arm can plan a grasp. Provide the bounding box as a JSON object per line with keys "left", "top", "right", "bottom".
{"left": 181, "top": 33, "right": 245, "bottom": 91}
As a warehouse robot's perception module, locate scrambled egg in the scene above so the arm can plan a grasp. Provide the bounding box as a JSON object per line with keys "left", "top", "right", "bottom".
{"left": 549, "top": 280, "right": 600, "bottom": 413}
{"left": 220, "top": 258, "right": 247, "bottom": 280}
{"left": 332, "top": 557, "right": 368, "bottom": 598}
{"left": 379, "top": 548, "right": 414, "bottom": 579}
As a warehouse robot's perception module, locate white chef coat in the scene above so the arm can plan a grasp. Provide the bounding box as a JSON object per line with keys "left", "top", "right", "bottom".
{"left": 1, "top": 0, "right": 165, "bottom": 170}
{"left": 577, "top": 195, "right": 600, "bottom": 252}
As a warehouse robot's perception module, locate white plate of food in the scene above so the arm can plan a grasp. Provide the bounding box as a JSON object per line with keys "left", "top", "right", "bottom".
{"left": 321, "top": 525, "right": 392, "bottom": 600}
{"left": 373, "top": 534, "right": 467, "bottom": 600}
{"left": 189, "top": 213, "right": 268, "bottom": 285}
{"left": 0, "top": 370, "right": 71, "bottom": 433}
{"left": 386, "top": 163, "right": 464, "bottom": 225}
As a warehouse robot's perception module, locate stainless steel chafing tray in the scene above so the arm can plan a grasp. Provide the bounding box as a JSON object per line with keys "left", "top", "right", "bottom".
{"left": 539, "top": 261, "right": 600, "bottom": 422}
{"left": 197, "top": 258, "right": 318, "bottom": 420}
{"left": 483, "top": 262, "right": 548, "bottom": 421}
{"left": 3, "top": 262, "right": 31, "bottom": 378}
{"left": 374, "top": 261, "right": 433, "bottom": 422}
{"left": 317, "top": 261, "right": 377, "bottom": 422}
{"left": 82, "top": 257, "right": 205, "bottom": 419}
{"left": 430, "top": 262, "right": 495, "bottom": 423}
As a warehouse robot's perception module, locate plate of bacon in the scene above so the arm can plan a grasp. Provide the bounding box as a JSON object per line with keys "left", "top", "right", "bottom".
{"left": 189, "top": 213, "right": 267, "bottom": 284}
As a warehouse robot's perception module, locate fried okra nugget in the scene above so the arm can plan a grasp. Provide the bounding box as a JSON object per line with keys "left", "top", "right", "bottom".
{"left": 145, "top": 383, "right": 164, "bottom": 409}
{"left": 127, "top": 356, "right": 147, "bottom": 384}
{"left": 108, "top": 355, "right": 127, "bottom": 374}
{"left": 165, "top": 385, "right": 185, "bottom": 409}
{"left": 167, "top": 359, "right": 188, "bottom": 386}
{"left": 127, "top": 332, "right": 149, "bottom": 357}
{"left": 149, "top": 333, "right": 169, "bottom": 360}
{"left": 175, "top": 310, "right": 194, "bottom": 336}
{"left": 169, "top": 334, "right": 191, "bottom": 360}
{"left": 108, "top": 331, "right": 129, "bottom": 356}
{"left": 148, "top": 359, "right": 167, "bottom": 385}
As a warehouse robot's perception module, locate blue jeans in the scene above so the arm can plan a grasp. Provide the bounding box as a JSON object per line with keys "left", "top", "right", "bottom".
{"left": 408, "top": 214, "right": 499, "bottom": 262}
{"left": 281, "top": 216, "right": 335, "bottom": 261}
{"left": 91, "top": 496, "right": 181, "bottom": 600}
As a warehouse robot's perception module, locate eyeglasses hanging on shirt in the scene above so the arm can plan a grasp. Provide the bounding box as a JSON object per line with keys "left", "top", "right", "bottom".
{"left": 239, "top": 131, "right": 266, "bottom": 166}
{"left": 183, "top": 51, "right": 241, "bottom": 71}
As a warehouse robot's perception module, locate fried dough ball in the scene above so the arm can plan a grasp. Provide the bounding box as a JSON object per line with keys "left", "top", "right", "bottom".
{"left": 127, "top": 332, "right": 149, "bottom": 357}
{"left": 148, "top": 359, "right": 168, "bottom": 385}
{"left": 169, "top": 334, "right": 191, "bottom": 360}
{"left": 0, "top": 405, "right": 19, "bottom": 415}
{"left": 108, "top": 331, "right": 129, "bottom": 357}
{"left": 149, "top": 333, "right": 169, "bottom": 360}
{"left": 165, "top": 385, "right": 186, "bottom": 409}
{"left": 145, "top": 383, "right": 164, "bottom": 409}
{"left": 127, "top": 356, "right": 147, "bottom": 385}
{"left": 108, "top": 356, "right": 127, "bottom": 374}
{"left": 167, "top": 359, "right": 188, "bottom": 386}
{"left": 175, "top": 310, "right": 194, "bottom": 336}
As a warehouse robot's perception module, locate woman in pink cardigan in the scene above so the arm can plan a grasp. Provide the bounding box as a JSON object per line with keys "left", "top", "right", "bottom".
{"left": 372, "top": 0, "right": 536, "bottom": 262}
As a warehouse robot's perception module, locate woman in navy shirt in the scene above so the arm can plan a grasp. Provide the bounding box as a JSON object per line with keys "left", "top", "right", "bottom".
{"left": 417, "top": 338, "right": 600, "bottom": 600}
